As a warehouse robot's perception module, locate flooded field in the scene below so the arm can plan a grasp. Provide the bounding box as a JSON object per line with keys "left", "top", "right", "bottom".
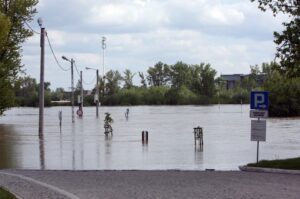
{"left": 0, "top": 105, "right": 299, "bottom": 170}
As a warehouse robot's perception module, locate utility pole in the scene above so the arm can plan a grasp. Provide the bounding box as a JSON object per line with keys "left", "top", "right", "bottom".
{"left": 96, "top": 69, "right": 99, "bottom": 117}
{"left": 80, "top": 71, "right": 83, "bottom": 111}
{"left": 102, "top": 37, "right": 106, "bottom": 98}
{"left": 85, "top": 67, "right": 99, "bottom": 117}
{"left": 38, "top": 18, "right": 45, "bottom": 137}
{"left": 71, "top": 59, "right": 75, "bottom": 123}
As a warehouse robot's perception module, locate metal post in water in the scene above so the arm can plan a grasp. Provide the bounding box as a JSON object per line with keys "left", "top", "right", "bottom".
{"left": 80, "top": 70, "right": 83, "bottom": 114}
{"left": 146, "top": 131, "right": 148, "bottom": 143}
{"left": 142, "top": 131, "right": 145, "bottom": 142}
{"left": 96, "top": 69, "right": 99, "bottom": 117}
{"left": 71, "top": 59, "right": 75, "bottom": 123}
{"left": 59, "top": 110, "right": 62, "bottom": 132}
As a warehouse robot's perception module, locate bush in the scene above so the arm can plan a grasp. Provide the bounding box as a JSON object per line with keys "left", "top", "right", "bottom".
{"left": 264, "top": 73, "right": 300, "bottom": 117}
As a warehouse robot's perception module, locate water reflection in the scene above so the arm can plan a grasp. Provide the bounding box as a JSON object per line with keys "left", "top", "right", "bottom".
{"left": 0, "top": 105, "right": 300, "bottom": 170}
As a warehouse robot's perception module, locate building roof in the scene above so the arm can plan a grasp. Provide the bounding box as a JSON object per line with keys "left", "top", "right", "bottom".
{"left": 220, "top": 74, "right": 246, "bottom": 81}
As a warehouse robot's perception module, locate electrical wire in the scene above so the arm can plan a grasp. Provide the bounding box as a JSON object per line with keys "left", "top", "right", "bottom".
{"left": 73, "top": 62, "right": 81, "bottom": 78}
{"left": 45, "top": 32, "right": 71, "bottom": 71}
{"left": 73, "top": 62, "right": 96, "bottom": 85}
{"left": 74, "top": 62, "right": 96, "bottom": 85}
{"left": 83, "top": 76, "right": 96, "bottom": 85}
{"left": 24, "top": 21, "right": 40, "bottom": 35}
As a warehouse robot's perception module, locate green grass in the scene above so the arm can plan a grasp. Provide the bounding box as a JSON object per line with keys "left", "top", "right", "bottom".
{"left": 0, "top": 187, "right": 17, "bottom": 199}
{"left": 247, "top": 157, "right": 300, "bottom": 170}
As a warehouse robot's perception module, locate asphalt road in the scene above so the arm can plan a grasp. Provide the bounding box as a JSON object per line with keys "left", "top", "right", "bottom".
{"left": 1, "top": 170, "right": 300, "bottom": 199}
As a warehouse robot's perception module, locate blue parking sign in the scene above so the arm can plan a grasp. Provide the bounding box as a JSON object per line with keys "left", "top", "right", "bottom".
{"left": 250, "top": 91, "right": 269, "bottom": 110}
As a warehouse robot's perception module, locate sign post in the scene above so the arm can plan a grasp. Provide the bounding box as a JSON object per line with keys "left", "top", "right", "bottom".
{"left": 250, "top": 91, "right": 269, "bottom": 163}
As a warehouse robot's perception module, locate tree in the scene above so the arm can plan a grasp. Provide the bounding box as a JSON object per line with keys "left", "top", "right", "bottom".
{"left": 0, "top": 13, "right": 13, "bottom": 114}
{"left": 198, "top": 64, "right": 217, "bottom": 97}
{"left": 138, "top": 72, "right": 147, "bottom": 88}
{"left": 122, "top": 69, "right": 135, "bottom": 89}
{"left": 169, "top": 61, "right": 191, "bottom": 89}
{"left": 251, "top": 0, "right": 300, "bottom": 77}
{"left": 105, "top": 70, "right": 122, "bottom": 95}
{"left": 0, "top": 0, "right": 38, "bottom": 114}
{"left": 147, "top": 62, "right": 171, "bottom": 87}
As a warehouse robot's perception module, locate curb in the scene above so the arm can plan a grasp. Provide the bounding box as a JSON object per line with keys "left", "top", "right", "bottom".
{"left": 239, "top": 165, "right": 300, "bottom": 175}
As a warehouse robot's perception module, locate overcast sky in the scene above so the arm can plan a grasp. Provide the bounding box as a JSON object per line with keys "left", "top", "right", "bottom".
{"left": 22, "top": 0, "right": 285, "bottom": 90}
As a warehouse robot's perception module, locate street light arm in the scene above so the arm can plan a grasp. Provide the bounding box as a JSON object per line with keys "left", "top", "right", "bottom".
{"left": 62, "top": 56, "right": 69, "bottom": 62}
{"left": 85, "top": 67, "right": 97, "bottom": 71}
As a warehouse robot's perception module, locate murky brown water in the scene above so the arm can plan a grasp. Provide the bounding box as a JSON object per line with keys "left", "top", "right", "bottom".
{"left": 0, "top": 105, "right": 299, "bottom": 170}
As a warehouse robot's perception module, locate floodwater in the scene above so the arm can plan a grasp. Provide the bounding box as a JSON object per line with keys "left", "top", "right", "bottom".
{"left": 0, "top": 105, "right": 299, "bottom": 170}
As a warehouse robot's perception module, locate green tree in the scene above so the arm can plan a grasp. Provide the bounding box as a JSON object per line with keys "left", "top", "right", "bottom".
{"left": 147, "top": 62, "right": 170, "bottom": 87}
{"left": 0, "top": 12, "right": 13, "bottom": 114}
{"left": 0, "top": 0, "right": 38, "bottom": 114}
{"left": 14, "top": 76, "right": 38, "bottom": 106}
{"left": 105, "top": 70, "right": 122, "bottom": 95}
{"left": 264, "top": 70, "right": 300, "bottom": 116}
{"left": 251, "top": 0, "right": 300, "bottom": 77}
{"left": 122, "top": 69, "right": 135, "bottom": 89}
{"left": 138, "top": 72, "right": 147, "bottom": 88}
{"left": 169, "top": 61, "right": 191, "bottom": 89}
{"left": 190, "top": 63, "right": 217, "bottom": 97}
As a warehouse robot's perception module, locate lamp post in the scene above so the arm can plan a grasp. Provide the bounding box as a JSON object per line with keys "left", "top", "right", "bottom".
{"left": 62, "top": 56, "right": 75, "bottom": 123}
{"left": 86, "top": 67, "right": 99, "bottom": 117}
{"left": 38, "top": 17, "right": 45, "bottom": 137}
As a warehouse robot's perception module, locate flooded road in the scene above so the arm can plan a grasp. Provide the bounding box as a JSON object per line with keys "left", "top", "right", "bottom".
{"left": 0, "top": 105, "right": 299, "bottom": 170}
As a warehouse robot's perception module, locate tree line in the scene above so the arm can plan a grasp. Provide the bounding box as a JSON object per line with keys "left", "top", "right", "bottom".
{"left": 1, "top": 0, "right": 299, "bottom": 117}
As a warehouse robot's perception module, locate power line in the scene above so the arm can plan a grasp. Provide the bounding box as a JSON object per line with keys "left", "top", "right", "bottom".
{"left": 83, "top": 76, "right": 96, "bottom": 85}
{"left": 73, "top": 62, "right": 96, "bottom": 85}
{"left": 73, "top": 62, "right": 81, "bottom": 78}
{"left": 24, "top": 21, "right": 40, "bottom": 35}
{"left": 45, "top": 32, "right": 70, "bottom": 71}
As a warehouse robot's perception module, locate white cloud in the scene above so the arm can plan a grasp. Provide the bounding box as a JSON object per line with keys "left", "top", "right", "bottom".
{"left": 21, "top": 0, "right": 285, "bottom": 89}
{"left": 201, "top": 5, "right": 245, "bottom": 25}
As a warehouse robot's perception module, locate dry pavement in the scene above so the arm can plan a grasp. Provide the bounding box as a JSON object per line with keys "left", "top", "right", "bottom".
{"left": 0, "top": 170, "right": 300, "bottom": 199}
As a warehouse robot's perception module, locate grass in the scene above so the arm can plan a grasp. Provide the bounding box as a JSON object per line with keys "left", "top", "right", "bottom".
{"left": 0, "top": 187, "right": 17, "bottom": 199}
{"left": 247, "top": 157, "right": 300, "bottom": 170}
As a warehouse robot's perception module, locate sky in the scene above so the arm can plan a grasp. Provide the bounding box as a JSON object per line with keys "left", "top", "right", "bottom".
{"left": 22, "top": 0, "right": 286, "bottom": 90}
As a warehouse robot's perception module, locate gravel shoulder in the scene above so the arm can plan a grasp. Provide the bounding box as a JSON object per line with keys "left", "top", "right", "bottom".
{"left": 1, "top": 170, "right": 300, "bottom": 199}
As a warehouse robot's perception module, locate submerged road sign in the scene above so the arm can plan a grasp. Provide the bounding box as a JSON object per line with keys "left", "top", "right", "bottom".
{"left": 250, "top": 91, "right": 269, "bottom": 110}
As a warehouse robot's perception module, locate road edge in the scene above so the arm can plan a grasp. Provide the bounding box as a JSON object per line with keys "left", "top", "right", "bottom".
{"left": 239, "top": 165, "right": 300, "bottom": 175}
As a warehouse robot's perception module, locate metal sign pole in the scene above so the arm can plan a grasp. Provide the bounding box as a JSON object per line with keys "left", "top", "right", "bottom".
{"left": 257, "top": 116, "right": 260, "bottom": 163}
{"left": 257, "top": 140, "right": 259, "bottom": 163}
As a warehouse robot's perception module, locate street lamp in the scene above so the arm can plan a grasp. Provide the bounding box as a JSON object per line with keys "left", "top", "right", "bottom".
{"left": 62, "top": 55, "right": 75, "bottom": 123}
{"left": 86, "top": 67, "right": 99, "bottom": 117}
{"left": 38, "top": 17, "right": 45, "bottom": 137}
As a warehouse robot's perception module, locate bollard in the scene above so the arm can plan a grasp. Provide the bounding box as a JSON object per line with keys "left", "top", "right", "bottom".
{"left": 193, "top": 126, "right": 203, "bottom": 150}
{"left": 58, "top": 111, "right": 62, "bottom": 132}
{"left": 145, "top": 131, "right": 148, "bottom": 143}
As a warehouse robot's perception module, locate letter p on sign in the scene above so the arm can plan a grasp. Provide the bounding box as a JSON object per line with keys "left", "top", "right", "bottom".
{"left": 251, "top": 91, "right": 269, "bottom": 110}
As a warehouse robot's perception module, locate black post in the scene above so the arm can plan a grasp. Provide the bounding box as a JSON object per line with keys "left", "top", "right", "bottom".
{"left": 38, "top": 27, "right": 45, "bottom": 137}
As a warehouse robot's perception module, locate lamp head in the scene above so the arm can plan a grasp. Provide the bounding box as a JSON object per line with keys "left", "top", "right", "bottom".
{"left": 37, "top": 17, "right": 43, "bottom": 27}
{"left": 62, "top": 56, "right": 69, "bottom": 61}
